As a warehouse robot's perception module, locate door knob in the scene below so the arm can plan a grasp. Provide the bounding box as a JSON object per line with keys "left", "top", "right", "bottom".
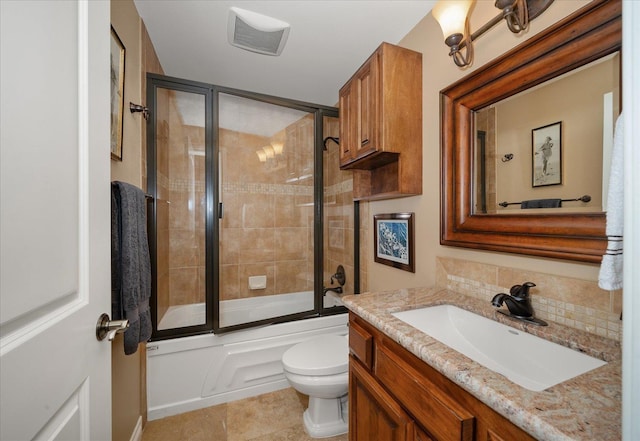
{"left": 96, "top": 313, "right": 129, "bottom": 341}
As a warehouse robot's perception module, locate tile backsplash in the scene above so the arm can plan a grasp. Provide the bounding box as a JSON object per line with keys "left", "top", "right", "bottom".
{"left": 436, "top": 257, "right": 622, "bottom": 341}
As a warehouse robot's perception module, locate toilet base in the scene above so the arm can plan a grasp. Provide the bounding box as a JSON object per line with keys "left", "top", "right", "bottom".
{"left": 302, "top": 395, "right": 348, "bottom": 438}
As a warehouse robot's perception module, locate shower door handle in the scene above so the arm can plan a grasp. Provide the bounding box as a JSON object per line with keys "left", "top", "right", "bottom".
{"left": 95, "top": 313, "right": 129, "bottom": 341}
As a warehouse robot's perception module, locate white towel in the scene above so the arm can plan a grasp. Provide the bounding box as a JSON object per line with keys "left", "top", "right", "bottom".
{"left": 599, "top": 113, "right": 624, "bottom": 290}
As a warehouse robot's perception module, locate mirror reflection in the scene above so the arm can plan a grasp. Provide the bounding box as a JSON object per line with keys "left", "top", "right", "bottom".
{"left": 474, "top": 52, "right": 620, "bottom": 214}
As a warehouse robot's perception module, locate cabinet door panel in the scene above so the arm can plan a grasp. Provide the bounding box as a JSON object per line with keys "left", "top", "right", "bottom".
{"left": 349, "top": 357, "right": 414, "bottom": 441}
{"left": 339, "top": 82, "right": 355, "bottom": 163}
{"left": 356, "top": 57, "right": 378, "bottom": 159}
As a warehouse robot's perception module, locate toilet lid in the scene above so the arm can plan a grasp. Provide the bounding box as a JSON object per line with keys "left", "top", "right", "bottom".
{"left": 282, "top": 334, "right": 348, "bottom": 376}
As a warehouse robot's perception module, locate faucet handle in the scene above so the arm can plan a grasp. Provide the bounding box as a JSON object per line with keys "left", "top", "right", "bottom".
{"left": 510, "top": 282, "right": 536, "bottom": 298}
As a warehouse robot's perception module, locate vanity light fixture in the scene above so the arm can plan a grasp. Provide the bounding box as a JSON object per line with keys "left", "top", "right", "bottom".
{"left": 432, "top": 0, "right": 554, "bottom": 68}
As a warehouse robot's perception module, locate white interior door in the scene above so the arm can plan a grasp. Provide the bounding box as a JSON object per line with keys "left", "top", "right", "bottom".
{"left": 1, "top": 1, "right": 112, "bottom": 440}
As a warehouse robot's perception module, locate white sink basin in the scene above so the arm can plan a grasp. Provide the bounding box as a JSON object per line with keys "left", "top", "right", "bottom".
{"left": 392, "top": 305, "right": 606, "bottom": 391}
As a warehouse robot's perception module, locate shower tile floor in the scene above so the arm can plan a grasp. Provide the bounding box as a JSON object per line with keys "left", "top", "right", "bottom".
{"left": 141, "top": 388, "right": 349, "bottom": 441}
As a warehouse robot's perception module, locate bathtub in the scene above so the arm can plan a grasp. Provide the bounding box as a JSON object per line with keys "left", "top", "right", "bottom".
{"left": 147, "top": 293, "right": 348, "bottom": 420}
{"left": 158, "top": 291, "right": 344, "bottom": 329}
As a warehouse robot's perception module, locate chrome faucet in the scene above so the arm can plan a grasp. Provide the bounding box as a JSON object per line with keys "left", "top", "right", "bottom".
{"left": 491, "top": 282, "right": 548, "bottom": 326}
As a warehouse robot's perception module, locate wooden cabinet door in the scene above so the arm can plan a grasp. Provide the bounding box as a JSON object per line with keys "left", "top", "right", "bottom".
{"left": 339, "top": 51, "right": 380, "bottom": 167}
{"left": 339, "top": 80, "right": 356, "bottom": 164}
{"left": 354, "top": 54, "right": 379, "bottom": 159}
{"left": 349, "top": 357, "right": 415, "bottom": 441}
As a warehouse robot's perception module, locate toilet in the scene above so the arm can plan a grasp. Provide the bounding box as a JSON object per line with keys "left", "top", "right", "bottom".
{"left": 282, "top": 334, "right": 349, "bottom": 438}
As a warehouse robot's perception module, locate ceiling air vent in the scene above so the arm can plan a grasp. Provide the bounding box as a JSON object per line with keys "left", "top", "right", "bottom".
{"left": 227, "top": 7, "right": 290, "bottom": 56}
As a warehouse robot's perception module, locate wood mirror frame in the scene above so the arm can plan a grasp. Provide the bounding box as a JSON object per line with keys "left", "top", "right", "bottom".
{"left": 440, "top": 0, "right": 621, "bottom": 263}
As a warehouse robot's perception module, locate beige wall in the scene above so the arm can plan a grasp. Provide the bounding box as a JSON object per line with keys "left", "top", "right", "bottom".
{"left": 111, "top": 0, "right": 143, "bottom": 187}
{"left": 364, "top": 1, "right": 601, "bottom": 292}
{"left": 111, "top": 0, "right": 164, "bottom": 440}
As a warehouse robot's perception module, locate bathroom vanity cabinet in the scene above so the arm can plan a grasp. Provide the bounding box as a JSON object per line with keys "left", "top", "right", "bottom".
{"left": 348, "top": 313, "right": 536, "bottom": 441}
{"left": 338, "top": 42, "right": 422, "bottom": 201}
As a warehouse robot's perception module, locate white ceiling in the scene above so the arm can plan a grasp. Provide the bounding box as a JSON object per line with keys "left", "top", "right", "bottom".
{"left": 134, "top": 1, "right": 436, "bottom": 108}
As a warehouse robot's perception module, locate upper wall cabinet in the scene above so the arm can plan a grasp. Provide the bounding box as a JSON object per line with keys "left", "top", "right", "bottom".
{"left": 339, "top": 42, "right": 422, "bottom": 201}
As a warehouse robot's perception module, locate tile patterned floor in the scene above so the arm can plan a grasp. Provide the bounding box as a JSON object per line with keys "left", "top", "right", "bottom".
{"left": 141, "top": 388, "right": 349, "bottom": 441}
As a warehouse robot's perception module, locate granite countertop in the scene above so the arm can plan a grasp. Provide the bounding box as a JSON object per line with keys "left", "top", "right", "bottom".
{"left": 342, "top": 287, "right": 622, "bottom": 441}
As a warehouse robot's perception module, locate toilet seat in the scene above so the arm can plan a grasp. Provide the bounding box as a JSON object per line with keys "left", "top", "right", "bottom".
{"left": 282, "top": 334, "right": 348, "bottom": 376}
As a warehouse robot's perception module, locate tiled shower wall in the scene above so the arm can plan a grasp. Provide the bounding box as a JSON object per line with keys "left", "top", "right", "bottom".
{"left": 155, "top": 89, "right": 204, "bottom": 317}
{"left": 436, "top": 256, "right": 623, "bottom": 340}
{"left": 323, "top": 117, "right": 357, "bottom": 295}
{"left": 156, "top": 90, "right": 207, "bottom": 312}
{"left": 219, "top": 115, "right": 316, "bottom": 300}
{"left": 166, "top": 122, "right": 206, "bottom": 307}
{"left": 156, "top": 109, "right": 359, "bottom": 312}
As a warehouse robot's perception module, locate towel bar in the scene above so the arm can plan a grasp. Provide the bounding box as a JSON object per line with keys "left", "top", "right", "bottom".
{"left": 499, "top": 194, "right": 591, "bottom": 208}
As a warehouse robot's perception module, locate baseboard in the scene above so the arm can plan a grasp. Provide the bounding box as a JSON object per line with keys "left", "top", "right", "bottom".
{"left": 129, "top": 416, "right": 143, "bottom": 441}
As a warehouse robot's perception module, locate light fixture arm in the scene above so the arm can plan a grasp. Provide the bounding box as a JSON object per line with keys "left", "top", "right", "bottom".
{"left": 447, "top": 23, "right": 473, "bottom": 67}
{"left": 499, "top": 0, "right": 530, "bottom": 33}
{"left": 467, "top": 0, "right": 532, "bottom": 44}
{"left": 437, "top": 0, "right": 554, "bottom": 68}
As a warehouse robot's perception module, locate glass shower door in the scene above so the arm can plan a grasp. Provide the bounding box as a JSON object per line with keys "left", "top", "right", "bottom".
{"left": 217, "top": 92, "right": 317, "bottom": 329}
{"left": 322, "top": 115, "right": 358, "bottom": 308}
{"left": 148, "top": 74, "right": 351, "bottom": 340}
{"left": 148, "top": 79, "right": 212, "bottom": 337}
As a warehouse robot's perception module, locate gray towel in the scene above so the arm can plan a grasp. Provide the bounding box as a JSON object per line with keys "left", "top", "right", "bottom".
{"left": 111, "top": 181, "right": 152, "bottom": 355}
{"left": 520, "top": 198, "right": 562, "bottom": 209}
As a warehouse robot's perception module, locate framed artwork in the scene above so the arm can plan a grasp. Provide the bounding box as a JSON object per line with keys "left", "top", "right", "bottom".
{"left": 374, "top": 212, "right": 415, "bottom": 273}
{"left": 532, "top": 121, "right": 562, "bottom": 187}
{"left": 110, "top": 26, "right": 126, "bottom": 161}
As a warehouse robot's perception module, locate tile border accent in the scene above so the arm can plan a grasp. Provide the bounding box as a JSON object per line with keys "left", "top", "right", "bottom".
{"left": 440, "top": 259, "right": 622, "bottom": 341}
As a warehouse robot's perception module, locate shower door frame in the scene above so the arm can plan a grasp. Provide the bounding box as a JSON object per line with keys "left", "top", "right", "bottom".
{"left": 147, "top": 74, "right": 355, "bottom": 341}
{"left": 146, "top": 75, "right": 215, "bottom": 341}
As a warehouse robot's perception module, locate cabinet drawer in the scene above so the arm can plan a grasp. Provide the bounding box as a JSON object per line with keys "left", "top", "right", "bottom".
{"left": 375, "top": 344, "right": 474, "bottom": 441}
{"left": 349, "top": 319, "right": 373, "bottom": 370}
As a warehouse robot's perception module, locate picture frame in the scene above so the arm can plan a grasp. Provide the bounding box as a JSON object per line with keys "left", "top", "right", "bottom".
{"left": 110, "top": 26, "right": 126, "bottom": 161}
{"left": 532, "top": 121, "right": 562, "bottom": 187}
{"left": 374, "top": 212, "right": 415, "bottom": 273}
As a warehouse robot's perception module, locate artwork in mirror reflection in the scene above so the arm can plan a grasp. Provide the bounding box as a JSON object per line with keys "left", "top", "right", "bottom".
{"left": 474, "top": 52, "right": 620, "bottom": 214}
{"left": 532, "top": 121, "right": 562, "bottom": 187}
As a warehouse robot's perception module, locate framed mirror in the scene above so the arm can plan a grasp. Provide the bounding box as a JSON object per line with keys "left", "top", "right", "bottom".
{"left": 440, "top": 0, "right": 621, "bottom": 263}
